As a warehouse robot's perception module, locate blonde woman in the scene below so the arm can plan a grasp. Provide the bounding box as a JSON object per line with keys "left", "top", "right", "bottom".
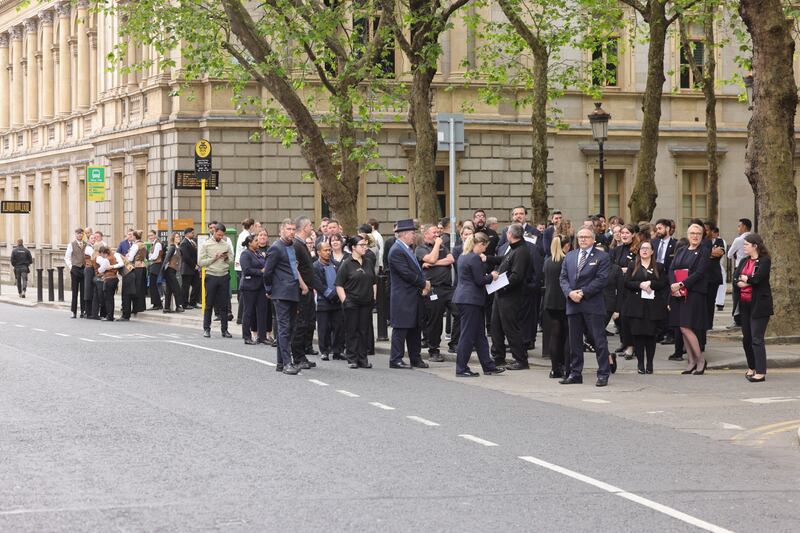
{"left": 543, "top": 233, "right": 571, "bottom": 378}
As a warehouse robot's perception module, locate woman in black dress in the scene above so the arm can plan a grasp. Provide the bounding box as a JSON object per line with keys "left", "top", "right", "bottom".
{"left": 335, "top": 236, "right": 376, "bottom": 369}
{"left": 611, "top": 224, "right": 637, "bottom": 359}
{"left": 669, "top": 223, "right": 711, "bottom": 375}
{"left": 161, "top": 232, "right": 184, "bottom": 313}
{"left": 543, "top": 233, "right": 571, "bottom": 378}
{"left": 622, "top": 241, "right": 668, "bottom": 373}
{"left": 733, "top": 233, "right": 773, "bottom": 382}
{"left": 255, "top": 229, "right": 275, "bottom": 345}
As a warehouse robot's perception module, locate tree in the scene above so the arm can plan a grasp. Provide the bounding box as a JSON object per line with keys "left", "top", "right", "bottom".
{"left": 97, "top": 0, "right": 400, "bottom": 232}
{"left": 619, "top": 0, "right": 697, "bottom": 223}
{"left": 738, "top": 0, "right": 800, "bottom": 336}
{"left": 678, "top": 1, "right": 719, "bottom": 223}
{"left": 381, "top": 0, "right": 472, "bottom": 223}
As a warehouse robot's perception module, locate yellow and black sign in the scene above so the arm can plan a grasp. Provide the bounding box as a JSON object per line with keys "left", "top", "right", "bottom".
{"left": 195, "top": 139, "right": 212, "bottom": 158}
{"left": 194, "top": 139, "right": 213, "bottom": 180}
{"left": 1, "top": 200, "right": 31, "bottom": 214}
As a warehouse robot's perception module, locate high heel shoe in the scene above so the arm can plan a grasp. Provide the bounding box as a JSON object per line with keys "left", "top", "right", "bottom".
{"left": 693, "top": 360, "right": 708, "bottom": 375}
{"left": 681, "top": 364, "right": 697, "bottom": 375}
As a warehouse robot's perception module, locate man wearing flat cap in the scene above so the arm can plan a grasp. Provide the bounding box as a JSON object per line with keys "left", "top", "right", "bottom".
{"left": 387, "top": 219, "right": 431, "bottom": 369}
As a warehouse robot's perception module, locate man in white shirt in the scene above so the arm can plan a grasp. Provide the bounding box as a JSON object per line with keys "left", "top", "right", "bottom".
{"left": 234, "top": 218, "right": 256, "bottom": 324}
{"left": 147, "top": 230, "right": 164, "bottom": 310}
{"left": 64, "top": 228, "right": 87, "bottom": 318}
{"left": 368, "top": 218, "right": 384, "bottom": 271}
{"left": 96, "top": 246, "right": 123, "bottom": 321}
{"left": 726, "top": 218, "right": 752, "bottom": 328}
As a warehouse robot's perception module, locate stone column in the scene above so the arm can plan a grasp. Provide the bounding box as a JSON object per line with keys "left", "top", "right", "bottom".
{"left": 40, "top": 10, "right": 55, "bottom": 119}
{"left": 25, "top": 18, "right": 38, "bottom": 123}
{"left": 10, "top": 25, "right": 24, "bottom": 127}
{"left": 0, "top": 33, "right": 9, "bottom": 130}
{"left": 126, "top": 35, "right": 137, "bottom": 91}
{"left": 89, "top": 31, "right": 97, "bottom": 106}
{"left": 57, "top": 2, "right": 71, "bottom": 115}
{"left": 76, "top": 0, "right": 89, "bottom": 109}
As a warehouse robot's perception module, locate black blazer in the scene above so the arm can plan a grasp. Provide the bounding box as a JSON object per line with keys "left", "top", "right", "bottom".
{"left": 239, "top": 249, "right": 266, "bottom": 292}
{"left": 669, "top": 245, "right": 711, "bottom": 295}
{"left": 179, "top": 237, "right": 198, "bottom": 275}
{"left": 651, "top": 237, "right": 676, "bottom": 272}
{"left": 543, "top": 257, "right": 567, "bottom": 311}
{"left": 264, "top": 240, "right": 300, "bottom": 302}
{"left": 453, "top": 253, "right": 492, "bottom": 306}
{"left": 733, "top": 256, "right": 773, "bottom": 318}
{"left": 621, "top": 262, "right": 668, "bottom": 320}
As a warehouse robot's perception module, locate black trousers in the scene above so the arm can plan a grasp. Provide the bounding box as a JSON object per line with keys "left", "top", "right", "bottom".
{"left": 70, "top": 266, "right": 85, "bottom": 315}
{"left": 291, "top": 290, "right": 315, "bottom": 362}
{"left": 491, "top": 295, "right": 527, "bottom": 366}
{"left": 91, "top": 277, "right": 106, "bottom": 318}
{"left": 134, "top": 267, "right": 147, "bottom": 313}
{"left": 522, "top": 288, "right": 541, "bottom": 348}
{"left": 182, "top": 271, "right": 200, "bottom": 307}
{"left": 103, "top": 278, "right": 119, "bottom": 320}
{"left": 274, "top": 299, "right": 298, "bottom": 367}
{"left": 121, "top": 273, "right": 137, "bottom": 319}
{"left": 83, "top": 267, "right": 95, "bottom": 310}
{"left": 390, "top": 326, "right": 423, "bottom": 365}
{"left": 732, "top": 289, "right": 742, "bottom": 326}
{"left": 241, "top": 289, "right": 267, "bottom": 340}
{"left": 546, "top": 308, "right": 569, "bottom": 373}
{"left": 203, "top": 274, "right": 230, "bottom": 331}
{"left": 345, "top": 305, "right": 372, "bottom": 366}
{"left": 422, "top": 289, "right": 458, "bottom": 354}
{"left": 163, "top": 268, "right": 182, "bottom": 310}
{"left": 317, "top": 308, "right": 344, "bottom": 355}
{"left": 740, "top": 300, "right": 769, "bottom": 374}
{"left": 633, "top": 334, "right": 657, "bottom": 371}
{"left": 567, "top": 312, "right": 611, "bottom": 379}
{"left": 149, "top": 267, "right": 163, "bottom": 308}
{"left": 456, "top": 303, "right": 495, "bottom": 373}
{"left": 14, "top": 268, "right": 28, "bottom": 295}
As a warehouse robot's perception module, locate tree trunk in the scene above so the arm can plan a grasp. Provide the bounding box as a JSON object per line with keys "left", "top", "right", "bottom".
{"left": 702, "top": 8, "right": 719, "bottom": 224}
{"left": 530, "top": 46, "right": 550, "bottom": 224}
{"left": 627, "top": 3, "right": 667, "bottom": 223}
{"left": 740, "top": 0, "right": 800, "bottom": 336}
{"left": 410, "top": 67, "right": 440, "bottom": 223}
{"left": 324, "top": 102, "right": 360, "bottom": 233}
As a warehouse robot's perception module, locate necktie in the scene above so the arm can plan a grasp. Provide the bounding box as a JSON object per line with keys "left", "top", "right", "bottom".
{"left": 286, "top": 243, "right": 299, "bottom": 280}
{"left": 657, "top": 240, "right": 666, "bottom": 263}
{"left": 577, "top": 250, "right": 588, "bottom": 275}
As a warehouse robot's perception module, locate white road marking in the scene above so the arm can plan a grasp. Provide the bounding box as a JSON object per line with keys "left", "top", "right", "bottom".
{"left": 132, "top": 333, "right": 157, "bottom": 338}
{"left": 55, "top": 333, "right": 70, "bottom": 337}
{"left": 720, "top": 422, "right": 745, "bottom": 430}
{"left": 646, "top": 410, "right": 664, "bottom": 414}
{"left": 458, "top": 434, "right": 499, "bottom": 447}
{"left": 369, "top": 402, "right": 396, "bottom": 411}
{"left": 13, "top": 324, "right": 25, "bottom": 328}
{"left": 158, "top": 333, "right": 182, "bottom": 338}
{"left": 336, "top": 390, "right": 360, "bottom": 398}
{"left": 742, "top": 397, "right": 797, "bottom": 404}
{"left": 518, "top": 456, "right": 734, "bottom": 533}
{"left": 79, "top": 338, "right": 96, "bottom": 343}
{"left": 32, "top": 328, "right": 46, "bottom": 332}
{"left": 99, "top": 333, "right": 123, "bottom": 339}
{"left": 406, "top": 416, "right": 440, "bottom": 427}
{"left": 308, "top": 379, "right": 329, "bottom": 386}
{"left": 169, "top": 341, "right": 277, "bottom": 367}
{"left": 582, "top": 399, "right": 611, "bottom": 404}
{"left": 0, "top": 321, "right": 6, "bottom": 324}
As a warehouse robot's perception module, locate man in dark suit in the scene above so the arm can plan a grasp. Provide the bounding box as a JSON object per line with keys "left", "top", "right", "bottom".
{"left": 388, "top": 219, "right": 431, "bottom": 369}
{"left": 701, "top": 220, "right": 726, "bottom": 351}
{"left": 652, "top": 219, "right": 677, "bottom": 344}
{"left": 179, "top": 228, "right": 200, "bottom": 309}
{"left": 473, "top": 209, "right": 499, "bottom": 256}
{"left": 291, "top": 216, "right": 317, "bottom": 369}
{"left": 559, "top": 226, "right": 612, "bottom": 386}
{"left": 498, "top": 205, "right": 544, "bottom": 255}
{"left": 264, "top": 218, "right": 302, "bottom": 375}
{"left": 542, "top": 210, "right": 563, "bottom": 257}
{"left": 490, "top": 224, "right": 532, "bottom": 370}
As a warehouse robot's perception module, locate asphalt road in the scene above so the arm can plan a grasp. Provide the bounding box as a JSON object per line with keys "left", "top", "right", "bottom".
{"left": 1, "top": 303, "right": 799, "bottom": 532}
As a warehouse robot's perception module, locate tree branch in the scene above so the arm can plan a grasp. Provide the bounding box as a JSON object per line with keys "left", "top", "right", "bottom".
{"left": 678, "top": 15, "right": 703, "bottom": 89}
{"left": 301, "top": 40, "right": 339, "bottom": 95}
{"left": 618, "top": 0, "right": 647, "bottom": 15}
{"left": 379, "top": 0, "right": 414, "bottom": 60}
{"left": 441, "top": 0, "right": 472, "bottom": 22}
{"left": 497, "top": 0, "right": 547, "bottom": 56}
{"left": 667, "top": 0, "right": 701, "bottom": 25}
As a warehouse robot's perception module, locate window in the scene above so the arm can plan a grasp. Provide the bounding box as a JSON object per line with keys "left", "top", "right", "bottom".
{"left": 680, "top": 40, "right": 704, "bottom": 89}
{"left": 353, "top": 0, "right": 395, "bottom": 77}
{"left": 682, "top": 169, "right": 708, "bottom": 228}
{"left": 435, "top": 168, "right": 449, "bottom": 217}
{"left": 593, "top": 169, "right": 625, "bottom": 218}
{"left": 592, "top": 38, "right": 619, "bottom": 87}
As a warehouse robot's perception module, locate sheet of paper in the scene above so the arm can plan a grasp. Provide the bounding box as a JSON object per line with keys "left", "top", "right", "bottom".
{"left": 524, "top": 235, "right": 537, "bottom": 245}
{"left": 486, "top": 272, "right": 509, "bottom": 295}
{"left": 641, "top": 289, "right": 655, "bottom": 300}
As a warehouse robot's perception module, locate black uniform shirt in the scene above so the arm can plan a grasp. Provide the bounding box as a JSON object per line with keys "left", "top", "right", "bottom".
{"left": 335, "top": 256, "right": 376, "bottom": 309}
{"left": 415, "top": 242, "right": 452, "bottom": 287}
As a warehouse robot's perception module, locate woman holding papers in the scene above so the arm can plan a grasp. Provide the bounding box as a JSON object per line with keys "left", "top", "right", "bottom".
{"left": 453, "top": 233, "right": 505, "bottom": 377}
{"left": 669, "top": 223, "right": 711, "bottom": 375}
{"left": 622, "top": 242, "right": 667, "bottom": 374}
{"left": 732, "top": 233, "right": 773, "bottom": 382}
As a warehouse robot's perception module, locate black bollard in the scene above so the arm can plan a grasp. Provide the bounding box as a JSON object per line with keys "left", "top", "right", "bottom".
{"left": 376, "top": 272, "right": 389, "bottom": 341}
{"left": 57, "top": 266, "right": 65, "bottom": 302}
{"left": 36, "top": 268, "right": 43, "bottom": 302}
{"left": 47, "top": 268, "right": 55, "bottom": 301}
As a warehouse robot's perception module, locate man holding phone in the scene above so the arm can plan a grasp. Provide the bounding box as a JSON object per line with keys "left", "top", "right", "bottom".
{"left": 199, "top": 223, "right": 234, "bottom": 338}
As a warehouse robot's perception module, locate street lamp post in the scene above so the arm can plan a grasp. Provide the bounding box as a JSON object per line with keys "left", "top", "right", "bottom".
{"left": 588, "top": 102, "right": 611, "bottom": 216}
{"left": 744, "top": 73, "right": 757, "bottom": 232}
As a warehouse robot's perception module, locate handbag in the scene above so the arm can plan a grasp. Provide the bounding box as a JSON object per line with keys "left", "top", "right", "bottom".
{"left": 674, "top": 269, "right": 689, "bottom": 298}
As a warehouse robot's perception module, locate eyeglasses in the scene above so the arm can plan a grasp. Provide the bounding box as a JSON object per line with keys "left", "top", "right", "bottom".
{"left": 355, "top": 243, "right": 368, "bottom": 248}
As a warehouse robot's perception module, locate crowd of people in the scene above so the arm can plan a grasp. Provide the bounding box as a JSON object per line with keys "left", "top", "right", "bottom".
{"left": 40, "top": 207, "right": 772, "bottom": 382}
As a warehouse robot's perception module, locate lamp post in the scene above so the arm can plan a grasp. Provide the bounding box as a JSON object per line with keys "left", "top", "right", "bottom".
{"left": 744, "top": 73, "right": 757, "bottom": 231}
{"left": 588, "top": 102, "right": 611, "bottom": 216}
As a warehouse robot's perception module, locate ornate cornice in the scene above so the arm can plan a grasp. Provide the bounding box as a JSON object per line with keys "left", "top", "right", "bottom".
{"left": 56, "top": 1, "right": 71, "bottom": 17}
{"left": 0, "top": 32, "right": 8, "bottom": 48}
{"left": 10, "top": 25, "right": 23, "bottom": 41}
{"left": 39, "top": 10, "right": 55, "bottom": 26}
{"left": 23, "top": 18, "right": 37, "bottom": 34}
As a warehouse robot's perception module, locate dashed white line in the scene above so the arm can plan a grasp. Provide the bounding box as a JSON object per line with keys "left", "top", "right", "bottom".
{"left": 158, "top": 333, "right": 182, "bottom": 338}
{"left": 369, "top": 402, "right": 396, "bottom": 411}
{"left": 79, "top": 338, "right": 96, "bottom": 343}
{"left": 13, "top": 324, "right": 25, "bottom": 328}
{"left": 308, "top": 379, "right": 329, "bottom": 386}
{"left": 458, "top": 434, "right": 499, "bottom": 447}
{"left": 169, "top": 341, "right": 277, "bottom": 367}
{"left": 406, "top": 416, "right": 439, "bottom": 427}
{"left": 582, "top": 399, "right": 611, "bottom": 404}
{"left": 32, "top": 328, "right": 46, "bottom": 332}
{"left": 99, "top": 333, "right": 123, "bottom": 339}
{"left": 336, "top": 390, "right": 360, "bottom": 398}
{"left": 742, "top": 397, "right": 797, "bottom": 404}
{"left": 0, "top": 321, "right": 6, "bottom": 324}
{"left": 646, "top": 410, "right": 664, "bottom": 414}
{"left": 55, "top": 333, "right": 70, "bottom": 337}
{"left": 518, "top": 456, "right": 734, "bottom": 533}
{"left": 720, "top": 422, "right": 745, "bottom": 430}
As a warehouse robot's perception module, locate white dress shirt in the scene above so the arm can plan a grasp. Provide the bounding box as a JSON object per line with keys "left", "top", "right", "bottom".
{"left": 148, "top": 241, "right": 162, "bottom": 261}
{"left": 727, "top": 232, "right": 750, "bottom": 267}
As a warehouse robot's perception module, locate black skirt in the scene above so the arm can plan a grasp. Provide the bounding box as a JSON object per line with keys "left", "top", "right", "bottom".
{"left": 669, "top": 291, "right": 708, "bottom": 331}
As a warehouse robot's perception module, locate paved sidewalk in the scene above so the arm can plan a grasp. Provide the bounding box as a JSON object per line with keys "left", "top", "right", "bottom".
{"left": 2, "top": 283, "right": 799, "bottom": 370}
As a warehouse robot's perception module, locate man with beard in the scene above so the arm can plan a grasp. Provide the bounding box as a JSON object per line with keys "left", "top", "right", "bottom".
{"left": 291, "top": 216, "right": 317, "bottom": 369}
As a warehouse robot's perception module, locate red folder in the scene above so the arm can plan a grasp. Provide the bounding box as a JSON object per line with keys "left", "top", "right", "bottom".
{"left": 674, "top": 269, "right": 689, "bottom": 297}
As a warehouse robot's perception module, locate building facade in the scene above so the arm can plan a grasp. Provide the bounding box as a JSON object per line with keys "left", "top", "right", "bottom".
{"left": 1, "top": 1, "right": 799, "bottom": 285}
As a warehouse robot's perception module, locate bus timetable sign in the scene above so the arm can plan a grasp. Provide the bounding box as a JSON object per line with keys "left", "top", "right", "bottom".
{"left": 1, "top": 200, "right": 31, "bottom": 214}
{"left": 174, "top": 170, "right": 219, "bottom": 190}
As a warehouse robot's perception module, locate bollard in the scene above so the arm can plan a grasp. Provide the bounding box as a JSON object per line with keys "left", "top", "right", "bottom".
{"left": 376, "top": 272, "right": 389, "bottom": 341}
{"left": 57, "top": 266, "right": 65, "bottom": 302}
{"left": 47, "top": 268, "right": 55, "bottom": 301}
{"left": 36, "top": 268, "right": 43, "bottom": 302}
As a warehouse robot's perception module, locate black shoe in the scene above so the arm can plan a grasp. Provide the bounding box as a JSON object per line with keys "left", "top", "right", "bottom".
{"left": 203, "top": 329, "right": 211, "bottom": 338}
{"left": 103, "top": 317, "right": 115, "bottom": 322}
{"left": 149, "top": 306, "right": 163, "bottom": 311}
{"left": 119, "top": 317, "right": 130, "bottom": 322}
{"left": 613, "top": 346, "right": 625, "bottom": 354}
{"left": 390, "top": 361, "right": 412, "bottom": 369}
{"left": 235, "top": 319, "right": 242, "bottom": 325}
{"left": 456, "top": 370, "right": 479, "bottom": 377}
{"left": 646, "top": 368, "right": 653, "bottom": 374}
{"left": 306, "top": 348, "right": 319, "bottom": 356}
{"left": 227, "top": 313, "right": 234, "bottom": 321}
{"left": 681, "top": 365, "right": 697, "bottom": 375}
{"left": 559, "top": 375, "right": 583, "bottom": 385}
{"left": 605, "top": 330, "right": 615, "bottom": 337}
{"left": 412, "top": 361, "right": 430, "bottom": 369}
{"left": 348, "top": 363, "right": 358, "bottom": 369}
{"left": 692, "top": 360, "right": 708, "bottom": 375}
{"left": 80, "top": 312, "right": 86, "bottom": 318}
{"left": 320, "top": 354, "right": 330, "bottom": 361}
{"left": 332, "top": 353, "right": 346, "bottom": 360}
{"left": 298, "top": 361, "right": 313, "bottom": 370}
{"left": 283, "top": 365, "right": 300, "bottom": 375}
{"left": 716, "top": 305, "right": 724, "bottom": 311}
{"left": 271, "top": 339, "right": 278, "bottom": 347}
{"left": 447, "top": 347, "right": 457, "bottom": 354}
{"left": 596, "top": 377, "right": 609, "bottom": 387}
{"left": 637, "top": 367, "right": 646, "bottom": 375}
{"left": 175, "top": 306, "right": 185, "bottom": 313}
{"left": 71, "top": 313, "right": 77, "bottom": 319}
{"left": 484, "top": 367, "right": 506, "bottom": 375}
{"left": 244, "top": 339, "right": 256, "bottom": 345}
{"left": 276, "top": 365, "right": 284, "bottom": 372}
{"left": 214, "top": 316, "right": 221, "bottom": 321}
{"left": 360, "top": 362, "right": 373, "bottom": 369}
{"left": 429, "top": 354, "right": 445, "bottom": 363}
{"left": 163, "top": 309, "right": 174, "bottom": 314}
{"left": 623, "top": 352, "right": 634, "bottom": 360}
{"left": 660, "top": 336, "right": 675, "bottom": 345}
{"left": 221, "top": 331, "right": 233, "bottom": 338}
{"left": 506, "top": 362, "right": 530, "bottom": 370}
{"left": 746, "top": 375, "right": 765, "bottom": 382}
{"left": 610, "top": 353, "right": 617, "bottom": 374}
{"left": 549, "top": 370, "right": 564, "bottom": 379}
{"left": 668, "top": 354, "right": 684, "bottom": 361}
{"left": 421, "top": 340, "right": 429, "bottom": 349}
{"left": 184, "top": 305, "right": 195, "bottom": 310}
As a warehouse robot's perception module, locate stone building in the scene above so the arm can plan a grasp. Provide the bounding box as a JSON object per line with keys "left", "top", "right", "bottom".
{"left": 0, "top": 1, "right": 799, "bottom": 285}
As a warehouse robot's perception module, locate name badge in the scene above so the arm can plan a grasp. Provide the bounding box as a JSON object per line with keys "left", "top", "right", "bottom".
{"left": 588, "top": 262, "right": 597, "bottom": 266}
{"left": 430, "top": 294, "right": 438, "bottom": 301}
